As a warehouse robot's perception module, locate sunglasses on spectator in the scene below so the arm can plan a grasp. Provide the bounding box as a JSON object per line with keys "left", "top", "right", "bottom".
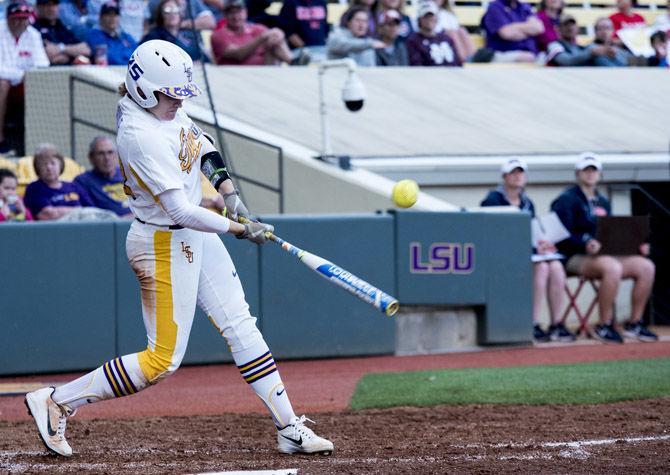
{"left": 162, "top": 6, "right": 180, "bottom": 13}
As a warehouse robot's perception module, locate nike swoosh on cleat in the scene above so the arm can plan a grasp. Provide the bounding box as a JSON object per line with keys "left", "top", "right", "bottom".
{"left": 232, "top": 271, "right": 237, "bottom": 277}
{"left": 281, "top": 434, "right": 303, "bottom": 446}
{"left": 47, "top": 415, "right": 57, "bottom": 437}
{"left": 276, "top": 388, "right": 285, "bottom": 396}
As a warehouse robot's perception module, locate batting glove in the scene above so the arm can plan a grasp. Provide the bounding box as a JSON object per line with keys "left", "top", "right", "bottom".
{"left": 222, "top": 189, "right": 251, "bottom": 221}
{"left": 237, "top": 221, "right": 274, "bottom": 245}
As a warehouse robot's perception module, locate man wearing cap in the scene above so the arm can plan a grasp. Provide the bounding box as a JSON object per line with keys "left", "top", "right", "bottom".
{"left": 481, "top": 158, "right": 573, "bottom": 343}
{"left": 480, "top": 0, "right": 544, "bottom": 62}
{"left": 375, "top": 9, "right": 409, "bottom": 66}
{"left": 0, "top": 2, "right": 49, "bottom": 154}
{"left": 211, "top": 0, "right": 293, "bottom": 65}
{"left": 551, "top": 153, "right": 657, "bottom": 344}
{"left": 86, "top": 1, "right": 138, "bottom": 65}
{"left": 35, "top": 0, "right": 91, "bottom": 65}
{"left": 87, "top": 0, "right": 151, "bottom": 43}
{"left": 590, "top": 17, "right": 631, "bottom": 66}
{"left": 406, "top": 1, "right": 461, "bottom": 66}
{"left": 546, "top": 14, "right": 617, "bottom": 66}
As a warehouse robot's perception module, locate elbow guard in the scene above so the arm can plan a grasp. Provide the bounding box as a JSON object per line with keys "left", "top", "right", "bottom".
{"left": 201, "top": 151, "right": 230, "bottom": 190}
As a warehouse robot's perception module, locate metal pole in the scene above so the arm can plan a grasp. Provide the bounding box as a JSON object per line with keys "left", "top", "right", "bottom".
{"left": 318, "top": 66, "right": 331, "bottom": 157}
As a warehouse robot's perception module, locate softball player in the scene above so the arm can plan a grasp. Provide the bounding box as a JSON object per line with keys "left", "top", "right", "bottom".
{"left": 25, "top": 40, "right": 333, "bottom": 457}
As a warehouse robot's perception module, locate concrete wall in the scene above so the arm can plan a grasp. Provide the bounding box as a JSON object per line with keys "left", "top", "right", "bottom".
{"left": 0, "top": 211, "right": 532, "bottom": 375}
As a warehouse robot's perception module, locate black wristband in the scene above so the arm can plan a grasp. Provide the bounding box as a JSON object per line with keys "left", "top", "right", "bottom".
{"left": 201, "top": 151, "right": 230, "bottom": 190}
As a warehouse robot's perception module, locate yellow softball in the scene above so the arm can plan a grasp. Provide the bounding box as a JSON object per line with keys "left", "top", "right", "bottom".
{"left": 392, "top": 179, "right": 419, "bottom": 208}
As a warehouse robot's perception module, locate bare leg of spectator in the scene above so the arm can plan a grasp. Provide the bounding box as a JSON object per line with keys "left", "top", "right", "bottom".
{"left": 618, "top": 255, "right": 655, "bottom": 323}
{"left": 579, "top": 256, "right": 623, "bottom": 324}
{"left": 532, "top": 261, "right": 549, "bottom": 324}
{"left": 547, "top": 260, "right": 566, "bottom": 324}
{"left": 0, "top": 79, "right": 10, "bottom": 145}
{"left": 264, "top": 40, "right": 292, "bottom": 64}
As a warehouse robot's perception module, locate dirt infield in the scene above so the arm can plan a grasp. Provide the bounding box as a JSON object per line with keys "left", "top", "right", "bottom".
{"left": 1, "top": 340, "right": 670, "bottom": 473}
{"left": 2, "top": 399, "right": 670, "bottom": 473}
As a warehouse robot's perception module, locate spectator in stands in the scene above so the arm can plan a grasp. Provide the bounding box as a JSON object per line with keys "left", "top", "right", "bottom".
{"left": 481, "top": 158, "right": 573, "bottom": 343}
{"left": 23, "top": 143, "right": 93, "bottom": 220}
{"left": 345, "top": 0, "right": 376, "bottom": 35}
{"left": 373, "top": 0, "right": 413, "bottom": 40}
{"left": 590, "top": 17, "right": 632, "bottom": 66}
{"left": 0, "top": 168, "right": 32, "bottom": 222}
{"left": 34, "top": 0, "right": 91, "bottom": 65}
{"left": 59, "top": 0, "right": 94, "bottom": 41}
{"left": 149, "top": 0, "right": 216, "bottom": 33}
{"left": 535, "top": 0, "right": 562, "bottom": 52}
{"left": 407, "top": 1, "right": 462, "bottom": 66}
{"left": 211, "top": 0, "right": 294, "bottom": 65}
{"left": 609, "top": 0, "right": 645, "bottom": 35}
{"left": 547, "top": 14, "right": 618, "bottom": 66}
{"left": 0, "top": 2, "right": 49, "bottom": 156}
{"left": 648, "top": 30, "right": 668, "bottom": 66}
{"left": 278, "top": 0, "right": 329, "bottom": 63}
{"left": 429, "top": 0, "right": 476, "bottom": 62}
{"left": 87, "top": 0, "right": 150, "bottom": 43}
{"left": 142, "top": 0, "right": 207, "bottom": 62}
{"left": 551, "top": 153, "right": 657, "bottom": 344}
{"left": 86, "top": 1, "right": 138, "bottom": 65}
{"left": 327, "top": 6, "right": 383, "bottom": 66}
{"left": 73, "top": 136, "right": 132, "bottom": 218}
{"left": 375, "top": 9, "right": 409, "bottom": 66}
{"left": 480, "top": 0, "right": 544, "bottom": 62}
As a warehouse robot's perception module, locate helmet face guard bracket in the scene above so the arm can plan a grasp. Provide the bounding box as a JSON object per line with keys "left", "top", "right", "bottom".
{"left": 124, "top": 40, "right": 201, "bottom": 109}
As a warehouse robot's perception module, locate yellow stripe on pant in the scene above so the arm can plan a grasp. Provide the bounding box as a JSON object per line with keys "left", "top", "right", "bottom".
{"left": 138, "top": 231, "right": 178, "bottom": 383}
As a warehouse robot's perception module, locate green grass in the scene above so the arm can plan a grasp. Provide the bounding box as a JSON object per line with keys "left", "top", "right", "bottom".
{"left": 350, "top": 358, "right": 670, "bottom": 410}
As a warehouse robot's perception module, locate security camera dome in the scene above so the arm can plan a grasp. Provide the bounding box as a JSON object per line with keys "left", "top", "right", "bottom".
{"left": 341, "top": 71, "right": 366, "bottom": 113}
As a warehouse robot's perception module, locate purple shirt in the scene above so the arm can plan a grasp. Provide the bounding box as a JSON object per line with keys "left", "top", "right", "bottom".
{"left": 406, "top": 32, "right": 462, "bottom": 67}
{"left": 74, "top": 168, "right": 131, "bottom": 217}
{"left": 23, "top": 179, "right": 92, "bottom": 218}
{"left": 481, "top": 0, "right": 538, "bottom": 53}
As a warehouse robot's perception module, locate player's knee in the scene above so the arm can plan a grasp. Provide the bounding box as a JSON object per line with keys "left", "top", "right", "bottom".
{"left": 137, "top": 348, "right": 182, "bottom": 384}
{"left": 223, "top": 314, "right": 263, "bottom": 353}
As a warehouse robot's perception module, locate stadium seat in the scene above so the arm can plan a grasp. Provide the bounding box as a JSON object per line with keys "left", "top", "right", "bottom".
{"left": 0, "top": 156, "right": 17, "bottom": 173}
{"left": 560, "top": 275, "right": 601, "bottom": 338}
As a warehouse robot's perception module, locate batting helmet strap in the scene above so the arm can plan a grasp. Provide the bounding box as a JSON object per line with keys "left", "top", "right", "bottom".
{"left": 125, "top": 40, "right": 201, "bottom": 109}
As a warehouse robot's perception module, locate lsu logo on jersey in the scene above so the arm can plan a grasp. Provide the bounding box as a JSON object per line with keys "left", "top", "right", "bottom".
{"left": 178, "top": 125, "right": 202, "bottom": 174}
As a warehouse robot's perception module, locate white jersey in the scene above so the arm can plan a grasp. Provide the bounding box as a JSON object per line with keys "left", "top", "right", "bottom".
{"left": 116, "top": 95, "right": 213, "bottom": 225}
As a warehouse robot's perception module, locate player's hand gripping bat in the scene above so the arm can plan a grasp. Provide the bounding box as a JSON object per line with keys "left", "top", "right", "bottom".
{"left": 238, "top": 217, "right": 399, "bottom": 316}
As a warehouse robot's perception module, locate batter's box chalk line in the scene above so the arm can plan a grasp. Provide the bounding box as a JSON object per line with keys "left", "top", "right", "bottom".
{"left": 193, "top": 470, "right": 297, "bottom": 475}
{"left": 454, "top": 434, "right": 670, "bottom": 461}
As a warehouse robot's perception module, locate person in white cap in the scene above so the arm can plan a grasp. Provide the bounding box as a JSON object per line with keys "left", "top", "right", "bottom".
{"left": 24, "top": 39, "right": 333, "bottom": 458}
{"left": 481, "top": 158, "right": 573, "bottom": 343}
{"left": 551, "top": 152, "right": 657, "bottom": 344}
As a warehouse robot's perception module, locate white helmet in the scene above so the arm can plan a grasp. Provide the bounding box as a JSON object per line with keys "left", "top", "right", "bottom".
{"left": 124, "top": 40, "right": 201, "bottom": 109}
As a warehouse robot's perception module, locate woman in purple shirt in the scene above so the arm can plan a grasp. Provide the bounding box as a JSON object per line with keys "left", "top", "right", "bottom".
{"left": 480, "top": 0, "right": 544, "bottom": 62}
{"left": 23, "top": 144, "right": 92, "bottom": 220}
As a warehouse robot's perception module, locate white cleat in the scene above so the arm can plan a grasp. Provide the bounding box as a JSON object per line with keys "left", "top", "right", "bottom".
{"left": 24, "top": 387, "right": 73, "bottom": 457}
{"left": 277, "top": 415, "right": 334, "bottom": 455}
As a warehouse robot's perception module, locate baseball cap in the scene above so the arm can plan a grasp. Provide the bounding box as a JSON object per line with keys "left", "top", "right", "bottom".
{"left": 223, "top": 0, "right": 245, "bottom": 11}
{"left": 501, "top": 158, "right": 528, "bottom": 174}
{"left": 378, "top": 9, "right": 401, "bottom": 25}
{"left": 7, "top": 1, "right": 34, "bottom": 18}
{"left": 417, "top": 1, "right": 438, "bottom": 18}
{"left": 575, "top": 152, "right": 603, "bottom": 171}
{"left": 559, "top": 13, "right": 576, "bottom": 25}
{"left": 100, "top": 1, "right": 120, "bottom": 15}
